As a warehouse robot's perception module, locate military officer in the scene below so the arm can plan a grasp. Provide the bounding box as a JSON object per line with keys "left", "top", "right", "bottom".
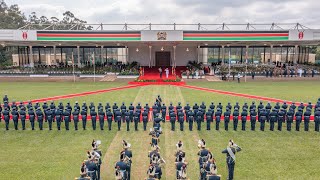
{"left": 278, "top": 109, "right": 285, "bottom": 131}
{"left": 112, "top": 103, "right": 118, "bottom": 117}
{"left": 304, "top": 108, "right": 311, "bottom": 131}
{"left": 11, "top": 101, "right": 17, "bottom": 110}
{"left": 122, "top": 141, "right": 133, "bottom": 180}
{"left": 226, "top": 102, "right": 232, "bottom": 111}
{"left": 161, "top": 103, "right": 167, "bottom": 123}
{"left": 50, "top": 101, "right": 56, "bottom": 122}
{"left": 36, "top": 107, "right": 44, "bottom": 130}
{"left": 63, "top": 108, "right": 71, "bottom": 130}
{"left": 200, "top": 102, "right": 206, "bottom": 121}
{"left": 258, "top": 101, "right": 264, "bottom": 116}
{"left": 290, "top": 102, "right": 296, "bottom": 114}
{"left": 106, "top": 109, "right": 113, "bottom": 131}
{"left": 233, "top": 108, "right": 239, "bottom": 131}
{"left": 184, "top": 103, "right": 190, "bottom": 122}
{"left": 142, "top": 109, "right": 149, "bottom": 131}
{"left": 144, "top": 103, "right": 150, "bottom": 113}
{"left": 306, "top": 102, "right": 313, "bottom": 110}
{"left": 58, "top": 102, "right": 64, "bottom": 111}
{"left": 136, "top": 103, "right": 142, "bottom": 111}
{"left": 89, "top": 102, "right": 95, "bottom": 112}
{"left": 269, "top": 109, "right": 278, "bottom": 131}
{"left": 193, "top": 103, "right": 199, "bottom": 115}
{"left": 206, "top": 109, "right": 213, "bottom": 130}
{"left": 90, "top": 108, "right": 97, "bottom": 130}
{"left": 46, "top": 108, "right": 53, "bottom": 130}
{"left": 265, "top": 102, "right": 272, "bottom": 122}
{"left": 242, "top": 102, "right": 248, "bottom": 111}
{"left": 121, "top": 102, "right": 127, "bottom": 123}
{"left": 134, "top": 110, "right": 140, "bottom": 131}
{"left": 74, "top": 101, "right": 80, "bottom": 111}
{"left": 224, "top": 108, "right": 231, "bottom": 131}
{"left": 81, "top": 107, "right": 87, "bottom": 130}
{"left": 129, "top": 103, "right": 134, "bottom": 122}
{"left": 222, "top": 140, "right": 242, "bottom": 180}
{"left": 196, "top": 108, "right": 203, "bottom": 131}
{"left": 42, "top": 102, "right": 49, "bottom": 122}
{"left": 105, "top": 102, "right": 111, "bottom": 111}
{"left": 55, "top": 108, "right": 62, "bottom": 130}
{"left": 27, "top": 101, "right": 33, "bottom": 110}
{"left": 178, "top": 109, "right": 185, "bottom": 131}
{"left": 125, "top": 110, "right": 131, "bottom": 131}
{"left": 259, "top": 109, "right": 267, "bottom": 131}
{"left": 314, "top": 107, "right": 320, "bottom": 132}
{"left": 298, "top": 102, "right": 305, "bottom": 113}
{"left": 274, "top": 102, "right": 280, "bottom": 113}
{"left": 295, "top": 108, "right": 303, "bottom": 131}
{"left": 188, "top": 110, "right": 195, "bottom": 131}
{"left": 250, "top": 108, "right": 257, "bottom": 131}
{"left": 97, "top": 102, "right": 103, "bottom": 112}
{"left": 286, "top": 108, "right": 294, "bottom": 131}
{"left": 82, "top": 102, "right": 88, "bottom": 112}
{"left": 98, "top": 108, "right": 105, "bottom": 130}
{"left": 115, "top": 109, "right": 122, "bottom": 131}
{"left": 3, "top": 94, "right": 8, "bottom": 103}
{"left": 241, "top": 108, "right": 248, "bottom": 131}
{"left": 115, "top": 153, "right": 130, "bottom": 180}
{"left": 19, "top": 107, "right": 26, "bottom": 130}
{"left": 152, "top": 103, "right": 158, "bottom": 118}
{"left": 73, "top": 109, "right": 80, "bottom": 130}
{"left": 215, "top": 108, "right": 222, "bottom": 131}
{"left": 3, "top": 107, "right": 10, "bottom": 130}
{"left": 177, "top": 102, "right": 183, "bottom": 111}
{"left": 11, "top": 107, "right": 19, "bottom": 130}
{"left": 170, "top": 110, "right": 177, "bottom": 131}
{"left": 234, "top": 102, "right": 240, "bottom": 111}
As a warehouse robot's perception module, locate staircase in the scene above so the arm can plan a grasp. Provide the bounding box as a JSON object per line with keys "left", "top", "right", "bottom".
{"left": 99, "top": 74, "right": 117, "bottom": 82}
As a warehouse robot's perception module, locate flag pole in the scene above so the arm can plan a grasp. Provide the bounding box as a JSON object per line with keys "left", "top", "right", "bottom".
{"left": 72, "top": 52, "right": 75, "bottom": 83}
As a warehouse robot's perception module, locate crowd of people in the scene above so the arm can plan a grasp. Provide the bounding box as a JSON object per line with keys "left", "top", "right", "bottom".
{"left": 1, "top": 95, "right": 320, "bottom": 132}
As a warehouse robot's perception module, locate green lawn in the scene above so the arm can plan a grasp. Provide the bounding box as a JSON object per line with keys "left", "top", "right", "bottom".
{"left": 0, "top": 82, "right": 320, "bottom": 180}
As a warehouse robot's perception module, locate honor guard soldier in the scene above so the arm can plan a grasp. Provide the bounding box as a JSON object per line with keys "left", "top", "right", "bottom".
{"left": 178, "top": 109, "right": 185, "bottom": 131}
{"left": 73, "top": 109, "right": 80, "bottom": 130}
{"left": 209, "top": 102, "right": 215, "bottom": 111}
{"left": 295, "top": 108, "right": 303, "bottom": 131}
{"left": 217, "top": 102, "right": 223, "bottom": 111}
{"left": 290, "top": 102, "right": 296, "bottom": 114}
{"left": 304, "top": 108, "right": 311, "bottom": 131}
{"left": 274, "top": 102, "right": 280, "bottom": 113}
{"left": 90, "top": 108, "right": 97, "bottom": 130}
{"left": 184, "top": 103, "right": 190, "bottom": 122}
{"left": 215, "top": 108, "right": 222, "bottom": 131}
{"left": 46, "top": 108, "right": 53, "bottom": 130}
{"left": 42, "top": 102, "right": 48, "bottom": 122}
{"left": 258, "top": 102, "right": 264, "bottom": 116}
{"left": 98, "top": 108, "right": 105, "bottom": 130}
{"left": 206, "top": 109, "right": 213, "bottom": 130}
{"left": 278, "top": 109, "right": 285, "bottom": 131}
{"left": 153, "top": 114, "right": 162, "bottom": 133}
{"left": 82, "top": 102, "right": 88, "bottom": 112}
{"left": 115, "top": 109, "right": 122, "bottom": 131}
{"left": 11, "top": 101, "right": 17, "bottom": 110}
{"left": 156, "top": 95, "right": 162, "bottom": 107}
{"left": 306, "top": 102, "right": 313, "bottom": 111}
{"left": 36, "top": 107, "right": 44, "bottom": 130}
{"left": 259, "top": 109, "right": 267, "bottom": 131}
{"left": 115, "top": 152, "right": 129, "bottom": 180}
{"left": 152, "top": 103, "right": 158, "bottom": 118}
{"left": 265, "top": 102, "right": 272, "bottom": 122}
{"left": 122, "top": 141, "right": 133, "bottom": 180}
{"left": 63, "top": 108, "right": 71, "bottom": 130}
{"left": 86, "top": 155, "right": 98, "bottom": 180}
{"left": 188, "top": 110, "right": 195, "bottom": 131}
{"left": 136, "top": 103, "right": 141, "bottom": 111}
{"left": 81, "top": 107, "right": 87, "bottom": 130}
{"left": 28, "top": 108, "right": 36, "bottom": 130}
{"left": 176, "top": 154, "right": 188, "bottom": 180}
{"left": 50, "top": 101, "right": 56, "bottom": 122}
{"left": 234, "top": 102, "right": 240, "bottom": 111}
{"left": 125, "top": 110, "right": 131, "bottom": 131}
{"left": 196, "top": 108, "right": 203, "bottom": 131}
{"left": 142, "top": 110, "right": 149, "bottom": 131}
{"left": 0, "top": 103, "right": 2, "bottom": 122}
{"left": 144, "top": 103, "right": 150, "bottom": 113}
{"left": 55, "top": 108, "right": 62, "bottom": 130}
{"left": 58, "top": 102, "right": 64, "bottom": 111}
{"left": 105, "top": 102, "right": 111, "bottom": 111}
{"left": 197, "top": 139, "right": 210, "bottom": 170}
{"left": 161, "top": 103, "right": 167, "bottom": 122}
{"left": 269, "top": 109, "right": 278, "bottom": 131}
{"left": 226, "top": 102, "right": 232, "bottom": 111}
{"left": 224, "top": 108, "right": 231, "bottom": 131}
{"left": 129, "top": 103, "right": 134, "bottom": 122}
{"left": 112, "top": 103, "right": 118, "bottom": 117}
{"left": 19, "top": 107, "right": 26, "bottom": 130}
{"left": 66, "top": 102, "right": 73, "bottom": 114}
{"left": 177, "top": 102, "right": 183, "bottom": 111}
{"left": 4, "top": 101, "right": 10, "bottom": 111}
{"left": 200, "top": 102, "right": 206, "bottom": 121}
{"left": 3, "top": 94, "right": 8, "bottom": 103}
{"left": 282, "top": 101, "right": 288, "bottom": 111}
{"left": 193, "top": 103, "right": 199, "bottom": 115}
{"left": 250, "top": 108, "right": 257, "bottom": 131}
{"left": 250, "top": 101, "right": 256, "bottom": 111}
{"left": 3, "top": 107, "right": 10, "bottom": 130}
{"left": 26, "top": 101, "right": 32, "bottom": 110}
{"left": 121, "top": 102, "right": 126, "bottom": 123}
{"left": 106, "top": 109, "right": 113, "bottom": 131}
{"left": 97, "top": 102, "right": 103, "bottom": 112}
{"left": 286, "top": 108, "right": 294, "bottom": 131}
{"left": 11, "top": 107, "right": 19, "bottom": 130}
{"left": 298, "top": 102, "right": 305, "bottom": 113}
{"left": 233, "top": 108, "right": 239, "bottom": 131}
{"left": 134, "top": 110, "right": 140, "bottom": 131}
{"left": 314, "top": 108, "right": 320, "bottom": 132}
{"left": 18, "top": 101, "right": 25, "bottom": 110}
{"left": 241, "top": 108, "right": 248, "bottom": 131}
{"left": 222, "top": 140, "right": 242, "bottom": 180}
{"left": 170, "top": 110, "right": 177, "bottom": 131}
{"left": 74, "top": 101, "right": 80, "bottom": 111}
{"left": 89, "top": 102, "right": 95, "bottom": 112}
{"left": 242, "top": 102, "right": 248, "bottom": 111}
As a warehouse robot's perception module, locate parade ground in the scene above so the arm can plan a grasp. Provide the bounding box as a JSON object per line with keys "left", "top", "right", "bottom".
{"left": 1, "top": 80, "right": 320, "bottom": 180}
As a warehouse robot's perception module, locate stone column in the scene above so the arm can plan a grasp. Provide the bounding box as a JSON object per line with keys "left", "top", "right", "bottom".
{"left": 294, "top": 45, "right": 298, "bottom": 64}
{"left": 173, "top": 45, "right": 176, "bottom": 67}
{"left": 77, "top": 46, "right": 81, "bottom": 67}
{"left": 149, "top": 46, "right": 152, "bottom": 67}
{"left": 221, "top": 45, "right": 225, "bottom": 65}
{"left": 53, "top": 46, "right": 56, "bottom": 65}
{"left": 197, "top": 46, "right": 200, "bottom": 63}
{"left": 202, "top": 47, "right": 208, "bottom": 65}
{"left": 29, "top": 46, "right": 34, "bottom": 67}
{"left": 270, "top": 45, "right": 273, "bottom": 64}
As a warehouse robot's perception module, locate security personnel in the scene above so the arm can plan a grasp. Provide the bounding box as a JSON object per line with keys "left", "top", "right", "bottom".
{"left": 250, "top": 108, "right": 257, "bottom": 131}
{"left": 129, "top": 103, "right": 134, "bottom": 122}
{"left": 278, "top": 109, "right": 285, "bottom": 131}
{"left": 19, "top": 107, "right": 27, "bottom": 130}
{"left": 224, "top": 108, "right": 231, "bottom": 131}
{"left": 55, "top": 108, "right": 62, "bottom": 130}
{"left": 121, "top": 102, "right": 127, "bottom": 123}
{"left": 106, "top": 109, "right": 113, "bottom": 131}
{"left": 265, "top": 102, "right": 272, "bottom": 122}
{"left": 161, "top": 103, "right": 167, "bottom": 122}
{"left": 286, "top": 108, "right": 294, "bottom": 131}
{"left": 258, "top": 102, "right": 264, "bottom": 116}
{"left": 222, "top": 140, "right": 242, "bottom": 180}
{"left": 46, "top": 108, "right": 53, "bottom": 130}
{"left": 233, "top": 108, "right": 239, "bottom": 131}
{"left": 241, "top": 108, "right": 248, "bottom": 131}
{"left": 170, "top": 110, "right": 177, "bottom": 131}
{"left": 3, "top": 107, "right": 10, "bottom": 130}
{"left": 178, "top": 109, "right": 185, "bottom": 131}
{"left": 214, "top": 108, "right": 222, "bottom": 131}
{"left": 142, "top": 110, "right": 149, "bottom": 131}
{"left": 188, "top": 110, "right": 195, "bottom": 131}
{"left": 36, "top": 107, "right": 44, "bottom": 130}
{"left": 63, "top": 108, "right": 71, "bottom": 130}
{"left": 73, "top": 109, "right": 80, "bottom": 130}
{"left": 133, "top": 110, "right": 140, "bottom": 131}
{"left": 314, "top": 108, "right": 320, "bottom": 132}
{"left": 304, "top": 108, "right": 311, "bottom": 131}
{"left": 112, "top": 103, "right": 118, "bottom": 117}
{"left": 12, "top": 107, "right": 19, "bottom": 130}
{"left": 295, "top": 108, "right": 303, "bottom": 131}
{"left": 98, "top": 108, "right": 105, "bottom": 130}
{"left": 125, "top": 110, "right": 131, "bottom": 131}
{"left": 269, "top": 109, "right": 278, "bottom": 131}
{"left": 206, "top": 109, "right": 213, "bottom": 130}
{"left": 115, "top": 109, "right": 122, "bottom": 131}
{"left": 259, "top": 109, "right": 267, "bottom": 131}
{"left": 90, "top": 108, "right": 97, "bottom": 130}
{"left": 81, "top": 107, "right": 87, "bottom": 130}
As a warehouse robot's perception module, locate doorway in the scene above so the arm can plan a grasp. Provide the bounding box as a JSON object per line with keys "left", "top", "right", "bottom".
{"left": 155, "top": 51, "right": 171, "bottom": 67}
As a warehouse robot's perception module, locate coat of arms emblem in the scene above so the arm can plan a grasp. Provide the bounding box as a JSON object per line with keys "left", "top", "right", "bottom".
{"left": 157, "top": 32, "right": 167, "bottom": 40}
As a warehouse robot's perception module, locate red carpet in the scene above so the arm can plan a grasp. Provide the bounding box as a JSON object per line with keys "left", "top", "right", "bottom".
{"left": 138, "top": 66, "right": 186, "bottom": 82}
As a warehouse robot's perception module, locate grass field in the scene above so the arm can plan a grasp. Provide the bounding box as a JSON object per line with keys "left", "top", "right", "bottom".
{"left": 1, "top": 81, "right": 320, "bottom": 180}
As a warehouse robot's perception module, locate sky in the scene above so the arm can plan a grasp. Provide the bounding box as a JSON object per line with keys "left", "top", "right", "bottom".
{"left": 5, "top": 0, "right": 320, "bottom": 29}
